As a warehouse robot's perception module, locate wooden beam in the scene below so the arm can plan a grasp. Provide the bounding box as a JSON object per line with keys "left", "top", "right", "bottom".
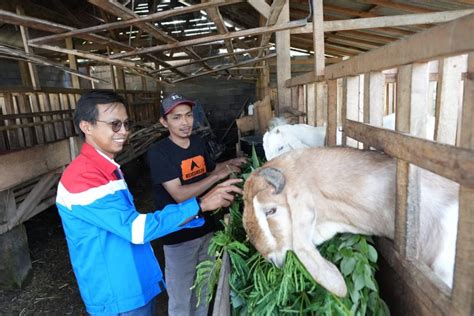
{"left": 16, "top": 6, "right": 39, "bottom": 90}
{"left": 65, "top": 38, "right": 81, "bottom": 89}
{"left": 28, "top": 43, "right": 140, "bottom": 69}
{"left": 276, "top": 1, "right": 291, "bottom": 115}
{"left": 171, "top": 53, "right": 276, "bottom": 83}
{"left": 28, "top": 0, "right": 243, "bottom": 45}
{"left": 257, "top": 0, "right": 287, "bottom": 57}
{"left": 248, "top": 0, "right": 271, "bottom": 19}
{"left": 291, "top": 10, "right": 474, "bottom": 34}
{"left": 111, "top": 19, "right": 307, "bottom": 59}
{"left": 344, "top": 120, "right": 474, "bottom": 189}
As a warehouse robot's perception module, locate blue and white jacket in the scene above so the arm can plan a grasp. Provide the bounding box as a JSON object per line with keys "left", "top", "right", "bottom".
{"left": 56, "top": 143, "right": 204, "bottom": 315}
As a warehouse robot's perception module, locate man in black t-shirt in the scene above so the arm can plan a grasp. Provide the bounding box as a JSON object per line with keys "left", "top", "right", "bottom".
{"left": 147, "top": 93, "right": 246, "bottom": 316}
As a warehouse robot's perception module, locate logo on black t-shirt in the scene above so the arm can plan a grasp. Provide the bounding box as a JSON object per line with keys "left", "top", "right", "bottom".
{"left": 181, "top": 155, "right": 206, "bottom": 180}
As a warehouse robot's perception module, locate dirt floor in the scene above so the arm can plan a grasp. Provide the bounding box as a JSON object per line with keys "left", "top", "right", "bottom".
{"left": 0, "top": 157, "right": 170, "bottom": 315}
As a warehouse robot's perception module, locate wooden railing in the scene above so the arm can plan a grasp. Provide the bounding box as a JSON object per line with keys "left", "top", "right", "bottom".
{"left": 285, "top": 13, "right": 473, "bottom": 316}
{"left": 0, "top": 87, "right": 161, "bottom": 152}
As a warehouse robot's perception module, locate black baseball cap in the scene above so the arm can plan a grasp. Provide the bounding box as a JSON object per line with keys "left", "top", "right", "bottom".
{"left": 160, "top": 93, "right": 195, "bottom": 116}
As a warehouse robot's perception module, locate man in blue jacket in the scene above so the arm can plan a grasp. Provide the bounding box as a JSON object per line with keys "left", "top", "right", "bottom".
{"left": 56, "top": 90, "right": 241, "bottom": 315}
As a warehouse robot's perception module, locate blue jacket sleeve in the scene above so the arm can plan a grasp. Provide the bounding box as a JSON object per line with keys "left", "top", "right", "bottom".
{"left": 56, "top": 183, "right": 204, "bottom": 245}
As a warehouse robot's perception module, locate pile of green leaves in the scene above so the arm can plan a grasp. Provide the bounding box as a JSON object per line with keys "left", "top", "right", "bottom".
{"left": 193, "top": 147, "right": 390, "bottom": 315}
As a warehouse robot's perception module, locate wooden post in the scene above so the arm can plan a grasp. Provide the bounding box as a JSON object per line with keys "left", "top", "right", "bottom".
{"left": 312, "top": 0, "right": 326, "bottom": 128}
{"left": 326, "top": 79, "right": 337, "bottom": 146}
{"left": 341, "top": 78, "right": 347, "bottom": 146}
{"left": 306, "top": 83, "right": 316, "bottom": 126}
{"left": 434, "top": 55, "right": 467, "bottom": 145}
{"left": 275, "top": 1, "right": 290, "bottom": 115}
{"left": 65, "top": 37, "right": 81, "bottom": 89}
{"left": 450, "top": 52, "right": 473, "bottom": 316}
{"left": 363, "top": 72, "right": 385, "bottom": 149}
{"left": 298, "top": 85, "right": 305, "bottom": 123}
{"left": 344, "top": 75, "right": 360, "bottom": 148}
{"left": 394, "top": 63, "right": 430, "bottom": 259}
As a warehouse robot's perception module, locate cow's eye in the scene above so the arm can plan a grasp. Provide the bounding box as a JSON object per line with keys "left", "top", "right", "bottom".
{"left": 278, "top": 146, "right": 284, "bottom": 151}
{"left": 265, "top": 208, "right": 277, "bottom": 216}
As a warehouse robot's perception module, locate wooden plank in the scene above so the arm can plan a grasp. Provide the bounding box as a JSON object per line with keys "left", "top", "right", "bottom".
{"left": 434, "top": 55, "right": 467, "bottom": 145}
{"left": 16, "top": 93, "right": 35, "bottom": 147}
{"left": 59, "top": 93, "right": 73, "bottom": 136}
{"left": 248, "top": 0, "right": 270, "bottom": 18}
{"left": 48, "top": 93, "right": 65, "bottom": 140}
{"left": 28, "top": 93, "right": 45, "bottom": 144}
{"left": 0, "top": 139, "right": 72, "bottom": 191}
{"left": 28, "top": 43, "right": 145, "bottom": 70}
{"left": 285, "top": 72, "right": 324, "bottom": 88}
{"left": 450, "top": 52, "right": 474, "bottom": 316}
{"left": 344, "top": 120, "right": 474, "bottom": 189}
{"left": 38, "top": 93, "right": 56, "bottom": 142}
{"left": 326, "top": 79, "right": 337, "bottom": 146}
{"left": 291, "top": 10, "right": 474, "bottom": 34}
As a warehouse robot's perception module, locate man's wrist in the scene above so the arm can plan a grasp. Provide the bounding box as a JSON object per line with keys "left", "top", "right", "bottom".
{"left": 196, "top": 197, "right": 204, "bottom": 217}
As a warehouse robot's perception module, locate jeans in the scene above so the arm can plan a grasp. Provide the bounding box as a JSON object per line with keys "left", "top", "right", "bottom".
{"left": 164, "top": 233, "right": 213, "bottom": 316}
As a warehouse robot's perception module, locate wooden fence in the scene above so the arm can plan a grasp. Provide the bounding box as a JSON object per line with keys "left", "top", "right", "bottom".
{"left": 285, "top": 13, "right": 473, "bottom": 316}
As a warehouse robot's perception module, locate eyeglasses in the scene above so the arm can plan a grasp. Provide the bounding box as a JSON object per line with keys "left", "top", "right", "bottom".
{"left": 96, "top": 119, "right": 133, "bottom": 132}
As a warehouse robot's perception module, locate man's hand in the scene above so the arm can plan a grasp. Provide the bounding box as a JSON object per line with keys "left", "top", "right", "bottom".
{"left": 199, "top": 178, "right": 243, "bottom": 211}
{"left": 227, "top": 157, "right": 248, "bottom": 167}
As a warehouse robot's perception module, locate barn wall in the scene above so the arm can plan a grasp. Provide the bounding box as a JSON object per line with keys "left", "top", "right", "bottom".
{"left": 164, "top": 76, "right": 256, "bottom": 155}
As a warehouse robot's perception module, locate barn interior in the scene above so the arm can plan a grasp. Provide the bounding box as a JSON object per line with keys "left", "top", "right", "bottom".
{"left": 0, "top": 0, "right": 473, "bottom": 315}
